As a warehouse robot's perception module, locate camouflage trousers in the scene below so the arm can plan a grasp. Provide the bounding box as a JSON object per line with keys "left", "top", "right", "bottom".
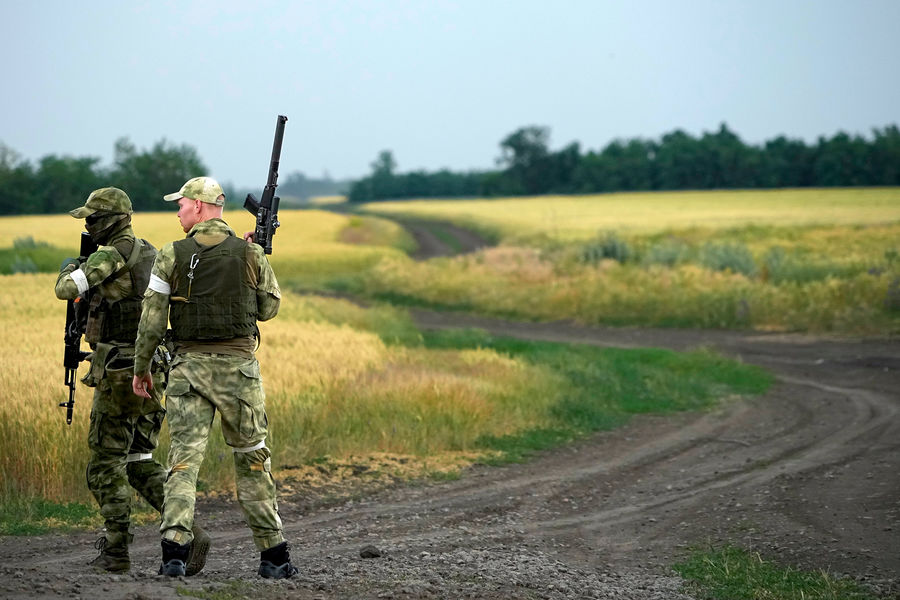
{"left": 161, "top": 352, "right": 284, "bottom": 551}
{"left": 87, "top": 356, "right": 167, "bottom": 547}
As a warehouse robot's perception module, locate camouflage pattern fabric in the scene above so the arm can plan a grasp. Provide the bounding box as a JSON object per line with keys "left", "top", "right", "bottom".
{"left": 56, "top": 226, "right": 167, "bottom": 551}
{"left": 69, "top": 187, "right": 133, "bottom": 218}
{"left": 163, "top": 176, "right": 226, "bottom": 206}
{"left": 133, "top": 218, "right": 280, "bottom": 375}
{"left": 86, "top": 369, "right": 167, "bottom": 539}
{"left": 161, "top": 353, "right": 284, "bottom": 551}
{"left": 55, "top": 227, "right": 137, "bottom": 304}
{"left": 133, "top": 218, "right": 284, "bottom": 551}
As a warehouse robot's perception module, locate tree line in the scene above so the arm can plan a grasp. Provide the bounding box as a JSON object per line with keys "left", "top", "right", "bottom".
{"left": 0, "top": 138, "right": 207, "bottom": 216}
{"left": 348, "top": 123, "right": 900, "bottom": 202}
{"left": 3, "top": 122, "right": 898, "bottom": 214}
{"left": 0, "top": 139, "right": 349, "bottom": 216}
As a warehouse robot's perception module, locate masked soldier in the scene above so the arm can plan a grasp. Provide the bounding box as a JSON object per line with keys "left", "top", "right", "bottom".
{"left": 132, "top": 176, "right": 297, "bottom": 579}
{"left": 55, "top": 187, "right": 209, "bottom": 574}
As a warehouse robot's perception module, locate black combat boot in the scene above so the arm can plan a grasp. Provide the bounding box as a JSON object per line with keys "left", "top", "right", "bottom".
{"left": 159, "top": 539, "right": 190, "bottom": 577}
{"left": 185, "top": 525, "right": 211, "bottom": 576}
{"left": 89, "top": 535, "right": 130, "bottom": 573}
{"left": 258, "top": 541, "right": 299, "bottom": 579}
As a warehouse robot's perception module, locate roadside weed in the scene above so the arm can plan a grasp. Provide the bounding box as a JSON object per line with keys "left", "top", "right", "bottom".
{"left": 674, "top": 546, "right": 880, "bottom": 600}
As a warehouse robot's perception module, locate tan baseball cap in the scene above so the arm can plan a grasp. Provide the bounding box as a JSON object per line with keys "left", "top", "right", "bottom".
{"left": 163, "top": 176, "right": 225, "bottom": 206}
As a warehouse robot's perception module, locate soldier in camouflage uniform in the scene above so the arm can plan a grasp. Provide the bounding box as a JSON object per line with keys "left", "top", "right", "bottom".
{"left": 55, "top": 187, "right": 209, "bottom": 574}
{"left": 132, "top": 176, "right": 297, "bottom": 579}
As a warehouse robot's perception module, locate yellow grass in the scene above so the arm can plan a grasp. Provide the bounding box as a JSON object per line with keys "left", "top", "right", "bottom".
{"left": 0, "top": 208, "right": 531, "bottom": 503}
{"left": 0, "top": 207, "right": 396, "bottom": 253}
{"left": 0, "top": 208, "right": 410, "bottom": 285}
{"left": 361, "top": 188, "right": 900, "bottom": 242}
{"left": 3, "top": 189, "right": 897, "bottom": 508}
{"left": 351, "top": 189, "right": 900, "bottom": 334}
{"left": 0, "top": 270, "right": 554, "bottom": 503}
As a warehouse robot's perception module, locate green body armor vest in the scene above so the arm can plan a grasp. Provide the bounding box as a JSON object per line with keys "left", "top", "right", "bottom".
{"left": 169, "top": 236, "right": 258, "bottom": 341}
{"left": 91, "top": 237, "right": 158, "bottom": 344}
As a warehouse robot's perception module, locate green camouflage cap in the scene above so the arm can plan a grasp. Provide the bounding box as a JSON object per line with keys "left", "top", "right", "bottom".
{"left": 69, "top": 187, "right": 133, "bottom": 218}
{"left": 163, "top": 176, "right": 225, "bottom": 206}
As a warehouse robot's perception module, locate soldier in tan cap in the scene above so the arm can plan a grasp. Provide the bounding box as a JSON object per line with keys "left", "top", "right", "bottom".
{"left": 55, "top": 187, "right": 209, "bottom": 575}
{"left": 132, "top": 176, "right": 297, "bottom": 578}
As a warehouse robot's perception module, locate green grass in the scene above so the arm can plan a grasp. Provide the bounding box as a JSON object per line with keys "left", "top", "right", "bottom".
{"left": 0, "top": 237, "right": 73, "bottom": 274}
{"left": 674, "top": 546, "right": 880, "bottom": 600}
{"left": 0, "top": 494, "right": 162, "bottom": 535}
{"left": 0, "top": 497, "right": 98, "bottom": 535}
{"left": 421, "top": 328, "right": 772, "bottom": 462}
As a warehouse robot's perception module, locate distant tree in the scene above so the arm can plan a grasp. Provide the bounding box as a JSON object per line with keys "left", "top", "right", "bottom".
{"left": 0, "top": 143, "right": 41, "bottom": 215}
{"left": 575, "top": 138, "right": 656, "bottom": 192}
{"left": 617, "top": 138, "right": 657, "bottom": 190}
{"left": 655, "top": 129, "right": 702, "bottom": 190}
{"left": 696, "top": 123, "right": 762, "bottom": 189}
{"left": 812, "top": 132, "right": 872, "bottom": 186}
{"left": 371, "top": 150, "right": 397, "bottom": 176}
{"left": 348, "top": 150, "right": 397, "bottom": 202}
{"left": 497, "top": 126, "right": 553, "bottom": 195}
{"left": 547, "top": 142, "right": 582, "bottom": 194}
{"left": 348, "top": 149, "right": 489, "bottom": 202}
{"left": 35, "top": 154, "right": 105, "bottom": 214}
{"left": 109, "top": 138, "right": 206, "bottom": 211}
{"left": 869, "top": 125, "right": 900, "bottom": 185}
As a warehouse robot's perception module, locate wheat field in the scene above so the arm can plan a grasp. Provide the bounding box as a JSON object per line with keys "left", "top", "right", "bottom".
{"left": 355, "top": 189, "right": 900, "bottom": 334}
{"left": 361, "top": 188, "right": 900, "bottom": 243}
{"left": 2, "top": 190, "right": 896, "bottom": 508}
{"left": 0, "top": 210, "right": 550, "bottom": 505}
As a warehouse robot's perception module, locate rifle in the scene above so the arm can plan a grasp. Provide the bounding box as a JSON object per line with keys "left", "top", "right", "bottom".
{"left": 61, "top": 232, "right": 97, "bottom": 424}
{"left": 244, "top": 114, "right": 288, "bottom": 254}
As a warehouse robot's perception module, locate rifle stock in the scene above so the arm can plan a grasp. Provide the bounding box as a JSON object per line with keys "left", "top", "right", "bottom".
{"left": 244, "top": 114, "right": 288, "bottom": 254}
{"left": 61, "top": 232, "right": 97, "bottom": 424}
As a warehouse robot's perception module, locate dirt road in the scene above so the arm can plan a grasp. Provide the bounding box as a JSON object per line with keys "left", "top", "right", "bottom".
{"left": 1, "top": 220, "right": 897, "bottom": 599}
{"left": 2, "top": 313, "right": 896, "bottom": 599}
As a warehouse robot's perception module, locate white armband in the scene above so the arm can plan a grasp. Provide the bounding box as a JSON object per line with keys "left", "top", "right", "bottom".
{"left": 126, "top": 453, "right": 154, "bottom": 463}
{"left": 233, "top": 440, "right": 266, "bottom": 453}
{"left": 148, "top": 274, "right": 171, "bottom": 295}
{"left": 70, "top": 268, "right": 90, "bottom": 295}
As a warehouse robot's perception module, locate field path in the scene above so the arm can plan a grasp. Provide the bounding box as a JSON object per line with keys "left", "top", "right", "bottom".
{"left": 1, "top": 316, "right": 896, "bottom": 599}
{"left": 0, "top": 220, "right": 897, "bottom": 599}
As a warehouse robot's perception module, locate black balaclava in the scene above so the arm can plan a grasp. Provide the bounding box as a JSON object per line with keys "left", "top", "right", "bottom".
{"left": 85, "top": 212, "right": 131, "bottom": 245}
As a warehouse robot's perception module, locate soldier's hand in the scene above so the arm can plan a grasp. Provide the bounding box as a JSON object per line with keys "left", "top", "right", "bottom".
{"left": 243, "top": 231, "right": 255, "bottom": 242}
{"left": 59, "top": 258, "right": 78, "bottom": 273}
{"left": 132, "top": 373, "right": 153, "bottom": 399}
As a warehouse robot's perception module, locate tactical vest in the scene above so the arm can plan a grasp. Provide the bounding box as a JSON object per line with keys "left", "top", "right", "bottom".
{"left": 169, "top": 235, "right": 258, "bottom": 341}
{"left": 91, "top": 237, "right": 157, "bottom": 344}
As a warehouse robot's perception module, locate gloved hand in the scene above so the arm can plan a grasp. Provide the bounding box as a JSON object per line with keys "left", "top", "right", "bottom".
{"left": 59, "top": 257, "right": 79, "bottom": 273}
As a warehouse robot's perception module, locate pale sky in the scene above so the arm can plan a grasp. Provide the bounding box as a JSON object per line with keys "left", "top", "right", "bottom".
{"left": 2, "top": 0, "right": 898, "bottom": 189}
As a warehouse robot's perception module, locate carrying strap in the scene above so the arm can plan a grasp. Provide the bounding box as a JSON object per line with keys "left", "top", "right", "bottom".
{"left": 106, "top": 238, "right": 144, "bottom": 283}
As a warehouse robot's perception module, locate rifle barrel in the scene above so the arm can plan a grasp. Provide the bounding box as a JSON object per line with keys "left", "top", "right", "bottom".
{"left": 266, "top": 115, "right": 288, "bottom": 189}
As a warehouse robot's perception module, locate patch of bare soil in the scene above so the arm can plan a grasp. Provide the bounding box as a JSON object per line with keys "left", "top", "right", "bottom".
{"left": 401, "top": 218, "right": 491, "bottom": 260}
